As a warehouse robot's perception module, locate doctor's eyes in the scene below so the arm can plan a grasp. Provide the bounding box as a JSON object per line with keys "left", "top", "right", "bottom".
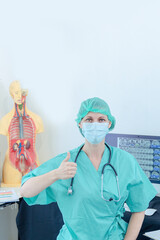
{"left": 85, "top": 118, "right": 107, "bottom": 123}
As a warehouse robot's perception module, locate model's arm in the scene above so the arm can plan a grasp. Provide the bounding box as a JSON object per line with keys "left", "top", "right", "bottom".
{"left": 20, "top": 152, "right": 77, "bottom": 198}
{"left": 0, "top": 115, "right": 10, "bottom": 136}
{"left": 124, "top": 211, "right": 145, "bottom": 240}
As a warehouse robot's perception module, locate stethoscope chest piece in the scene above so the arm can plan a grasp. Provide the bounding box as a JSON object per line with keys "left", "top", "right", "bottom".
{"left": 68, "top": 186, "right": 73, "bottom": 195}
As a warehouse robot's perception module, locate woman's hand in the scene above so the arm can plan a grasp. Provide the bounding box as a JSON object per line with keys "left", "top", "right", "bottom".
{"left": 20, "top": 152, "right": 77, "bottom": 198}
{"left": 57, "top": 152, "right": 77, "bottom": 180}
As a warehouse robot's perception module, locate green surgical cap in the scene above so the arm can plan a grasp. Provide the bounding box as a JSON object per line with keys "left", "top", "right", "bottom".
{"left": 76, "top": 97, "right": 116, "bottom": 134}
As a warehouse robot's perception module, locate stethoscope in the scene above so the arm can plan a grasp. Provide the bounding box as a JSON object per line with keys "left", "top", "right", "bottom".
{"left": 68, "top": 143, "right": 121, "bottom": 202}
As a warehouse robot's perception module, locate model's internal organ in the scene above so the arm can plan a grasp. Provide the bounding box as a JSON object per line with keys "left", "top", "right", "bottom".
{"left": 9, "top": 115, "right": 38, "bottom": 175}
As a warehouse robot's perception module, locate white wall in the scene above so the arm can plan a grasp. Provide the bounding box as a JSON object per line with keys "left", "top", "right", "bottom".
{"left": 0, "top": 1, "right": 160, "bottom": 239}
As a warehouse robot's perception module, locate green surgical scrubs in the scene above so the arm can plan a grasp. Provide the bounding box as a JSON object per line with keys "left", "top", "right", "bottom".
{"left": 22, "top": 145, "right": 157, "bottom": 240}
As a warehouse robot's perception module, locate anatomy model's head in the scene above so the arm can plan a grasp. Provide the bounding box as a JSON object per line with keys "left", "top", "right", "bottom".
{"left": 9, "top": 80, "right": 28, "bottom": 105}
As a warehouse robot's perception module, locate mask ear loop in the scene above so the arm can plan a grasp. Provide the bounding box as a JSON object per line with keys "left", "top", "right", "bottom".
{"left": 68, "top": 145, "right": 84, "bottom": 195}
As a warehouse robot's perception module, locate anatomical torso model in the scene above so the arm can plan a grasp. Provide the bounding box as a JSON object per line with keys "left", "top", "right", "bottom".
{"left": 0, "top": 81, "right": 44, "bottom": 187}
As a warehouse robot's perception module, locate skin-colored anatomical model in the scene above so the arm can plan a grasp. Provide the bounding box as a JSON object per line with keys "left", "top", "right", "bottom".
{"left": 0, "top": 81, "right": 44, "bottom": 187}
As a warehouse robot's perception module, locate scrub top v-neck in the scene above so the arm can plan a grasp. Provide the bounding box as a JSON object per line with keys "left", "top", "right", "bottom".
{"left": 81, "top": 146, "right": 110, "bottom": 172}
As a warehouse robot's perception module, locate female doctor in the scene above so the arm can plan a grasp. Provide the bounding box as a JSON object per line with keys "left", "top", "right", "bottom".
{"left": 20, "top": 97, "right": 157, "bottom": 240}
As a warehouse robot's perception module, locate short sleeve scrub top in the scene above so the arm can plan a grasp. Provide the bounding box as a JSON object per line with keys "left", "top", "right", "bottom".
{"left": 22, "top": 145, "right": 157, "bottom": 240}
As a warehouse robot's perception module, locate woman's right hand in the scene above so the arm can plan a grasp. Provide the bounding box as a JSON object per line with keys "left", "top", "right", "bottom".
{"left": 20, "top": 152, "right": 77, "bottom": 198}
{"left": 57, "top": 152, "right": 77, "bottom": 180}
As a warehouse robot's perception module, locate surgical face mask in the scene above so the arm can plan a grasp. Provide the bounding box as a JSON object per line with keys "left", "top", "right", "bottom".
{"left": 82, "top": 122, "right": 109, "bottom": 144}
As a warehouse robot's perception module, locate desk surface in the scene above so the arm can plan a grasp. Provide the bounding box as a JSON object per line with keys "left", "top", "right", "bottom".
{"left": 0, "top": 187, "right": 21, "bottom": 196}
{"left": 0, "top": 187, "right": 20, "bottom": 207}
{"left": 144, "top": 230, "right": 160, "bottom": 240}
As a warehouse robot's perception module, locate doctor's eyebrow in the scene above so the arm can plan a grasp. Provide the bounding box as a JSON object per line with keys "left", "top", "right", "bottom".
{"left": 98, "top": 115, "right": 108, "bottom": 119}
{"left": 84, "top": 116, "right": 94, "bottom": 120}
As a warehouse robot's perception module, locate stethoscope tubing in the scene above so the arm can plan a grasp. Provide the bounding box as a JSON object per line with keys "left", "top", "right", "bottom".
{"left": 69, "top": 145, "right": 84, "bottom": 190}
{"left": 68, "top": 143, "right": 121, "bottom": 202}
